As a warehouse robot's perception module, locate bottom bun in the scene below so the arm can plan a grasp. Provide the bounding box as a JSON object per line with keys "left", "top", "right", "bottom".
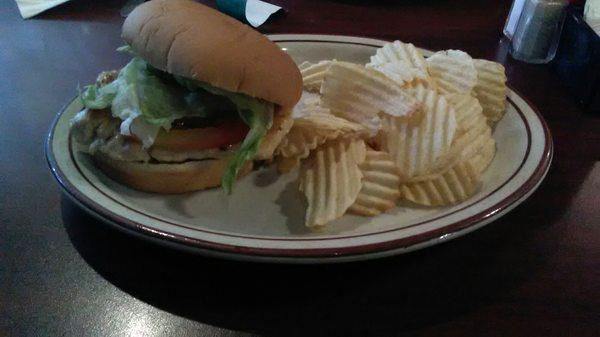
{"left": 93, "top": 154, "right": 252, "bottom": 194}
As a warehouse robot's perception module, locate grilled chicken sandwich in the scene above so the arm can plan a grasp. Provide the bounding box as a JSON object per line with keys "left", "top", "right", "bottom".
{"left": 70, "top": 0, "right": 302, "bottom": 193}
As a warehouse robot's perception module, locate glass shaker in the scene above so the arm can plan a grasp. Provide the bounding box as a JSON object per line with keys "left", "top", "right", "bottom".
{"left": 509, "top": 0, "right": 569, "bottom": 64}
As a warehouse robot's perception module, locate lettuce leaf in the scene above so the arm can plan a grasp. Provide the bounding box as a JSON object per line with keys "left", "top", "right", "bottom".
{"left": 80, "top": 57, "right": 197, "bottom": 147}
{"left": 79, "top": 81, "right": 118, "bottom": 109}
{"left": 79, "top": 57, "right": 273, "bottom": 192}
{"left": 221, "top": 103, "right": 273, "bottom": 194}
{"left": 174, "top": 76, "right": 274, "bottom": 193}
{"left": 113, "top": 58, "right": 187, "bottom": 128}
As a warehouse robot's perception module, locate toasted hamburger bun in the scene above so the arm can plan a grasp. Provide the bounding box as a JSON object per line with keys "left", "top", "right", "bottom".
{"left": 122, "top": 0, "right": 302, "bottom": 108}
{"left": 94, "top": 153, "right": 253, "bottom": 194}
{"left": 95, "top": 0, "right": 302, "bottom": 193}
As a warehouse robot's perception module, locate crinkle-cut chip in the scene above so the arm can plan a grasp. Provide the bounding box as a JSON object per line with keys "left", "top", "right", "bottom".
{"left": 473, "top": 59, "right": 508, "bottom": 125}
{"left": 458, "top": 125, "right": 492, "bottom": 166}
{"left": 445, "top": 94, "right": 485, "bottom": 134}
{"left": 292, "top": 90, "right": 330, "bottom": 118}
{"left": 426, "top": 50, "right": 478, "bottom": 96}
{"left": 380, "top": 86, "right": 457, "bottom": 178}
{"left": 444, "top": 96, "right": 493, "bottom": 174}
{"left": 276, "top": 114, "right": 367, "bottom": 173}
{"left": 401, "top": 160, "right": 481, "bottom": 206}
{"left": 403, "top": 80, "right": 438, "bottom": 95}
{"left": 366, "top": 60, "right": 428, "bottom": 85}
{"left": 349, "top": 150, "right": 403, "bottom": 216}
{"left": 299, "top": 139, "right": 366, "bottom": 228}
{"left": 433, "top": 110, "right": 495, "bottom": 174}
{"left": 434, "top": 115, "right": 488, "bottom": 166}
{"left": 320, "top": 61, "right": 419, "bottom": 132}
{"left": 256, "top": 111, "right": 295, "bottom": 159}
{"left": 298, "top": 61, "right": 313, "bottom": 71}
{"left": 276, "top": 114, "right": 368, "bottom": 170}
{"left": 469, "top": 135, "right": 496, "bottom": 174}
{"left": 368, "top": 41, "right": 429, "bottom": 75}
{"left": 301, "top": 60, "right": 333, "bottom": 92}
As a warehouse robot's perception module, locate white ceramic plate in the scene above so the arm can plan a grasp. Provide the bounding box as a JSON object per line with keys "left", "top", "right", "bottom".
{"left": 47, "top": 34, "right": 553, "bottom": 263}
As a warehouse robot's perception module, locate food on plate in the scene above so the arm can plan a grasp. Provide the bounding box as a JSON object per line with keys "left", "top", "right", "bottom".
{"left": 277, "top": 39, "right": 508, "bottom": 228}
{"left": 291, "top": 91, "right": 330, "bottom": 118}
{"left": 446, "top": 93, "right": 486, "bottom": 134}
{"left": 400, "top": 160, "right": 481, "bottom": 207}
{"left": 437, "top": 94, "right": 496, "bottom": 174}
{"left": 69, "top": 13, "right": 509, "bottom": 229}
{"left": 426, "top": 50, "right": 478, "bottom": 96}
{"left": 366, "top": 60, "right": 429, "bottom": 86}
{"left": 69, "top": 0, "right": 302, "bottom": 193}
{"left": 299, "top": 60, "right": 334, "bottom": 93}
{"left": 378, "top": 85, "right": 457, "bottom": 178}
{"left": 299, "top": 138, "right": 366, "bottom": 228}
{"left": 368, "top": 40, "right": 430, "bottom": 80}
{"left": 320, "top": 61, "right": 419, "bottom": 131}
{"left": 275, "top": 114, "right": 368, "bottom": 173}
{"left": 473, "top": 59, "right": 508, "bottom": 125}
{"left": 349, "top": 150, "right": 403, "bottom": 216}
{"left": 469, "top": 135, "right": 496, "bottom": 174}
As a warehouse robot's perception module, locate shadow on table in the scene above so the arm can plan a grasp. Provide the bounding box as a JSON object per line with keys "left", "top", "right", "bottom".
{"left": 60, "top": 166, "right": 572, "bottom": 336}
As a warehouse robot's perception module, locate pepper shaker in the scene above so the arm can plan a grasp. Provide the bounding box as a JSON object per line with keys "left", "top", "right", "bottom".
{"left": 509, "top": 0, "right": 569, "bottom": 64}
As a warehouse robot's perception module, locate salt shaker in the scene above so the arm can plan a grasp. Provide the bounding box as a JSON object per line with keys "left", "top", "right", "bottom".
{"left": 510, "top": 0, "right": 569, "bottom": 64}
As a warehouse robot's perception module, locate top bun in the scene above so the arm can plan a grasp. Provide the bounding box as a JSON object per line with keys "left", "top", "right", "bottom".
{"left": 122, "top": 0, "right": 302, "bottom": 109}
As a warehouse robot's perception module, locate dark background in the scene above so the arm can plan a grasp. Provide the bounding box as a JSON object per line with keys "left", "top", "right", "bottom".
{"left": 1, "top": 0, "right": 599, "bottom": 336}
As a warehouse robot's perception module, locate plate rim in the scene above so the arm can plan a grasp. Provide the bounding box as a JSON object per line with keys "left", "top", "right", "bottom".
{"left": 46, "top": 34, "right": 553, "bottom": 262}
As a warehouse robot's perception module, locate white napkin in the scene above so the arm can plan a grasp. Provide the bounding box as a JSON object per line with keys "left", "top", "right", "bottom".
{"left": 216, "top": 0, "right": 281, "bottom": 27}
{"left": 585, "top": 0, "right": 600, "bottom": 37}
{"left": 245, "top": 0, "right": 281, "bottom": 27}
{"left": 15, "top": 0, "right": 71, "bottom": 19}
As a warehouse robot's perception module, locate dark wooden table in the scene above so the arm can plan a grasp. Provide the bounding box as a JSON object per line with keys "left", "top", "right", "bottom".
{"left": 2, "top": 0, "right": 599, "bottom": 336}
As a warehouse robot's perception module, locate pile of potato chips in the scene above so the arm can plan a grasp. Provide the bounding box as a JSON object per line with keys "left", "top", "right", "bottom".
{"left": 275, "top": 40, "right": 508, "bottom": 228}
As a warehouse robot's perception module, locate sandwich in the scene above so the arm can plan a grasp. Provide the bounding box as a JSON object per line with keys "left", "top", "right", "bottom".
{"left": 70, "top": 0, "right": 302, "bottom": 193}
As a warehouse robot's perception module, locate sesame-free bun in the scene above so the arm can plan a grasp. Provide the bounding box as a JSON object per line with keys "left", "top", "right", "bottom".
{"left": 93, "top": 153, "right": 252, "bottom": 194}
{"left": 122, "top": 0, "right": 302, "bottom": 109}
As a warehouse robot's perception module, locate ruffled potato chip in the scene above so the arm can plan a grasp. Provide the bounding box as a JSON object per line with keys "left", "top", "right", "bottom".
{"left": 445, "top": 94, "right": 486, "bottom": 135}
{"left": 473, "top": 59, "right": 508, "bottom": 126}
{"left": 349, "top": 150, "right": 403, "bottom": 216}
{"left": 320, "top": 61, "right": 419, "bottom": 132}
{"left": 469, "top": 135, "right": 496, "bottom": 173}
{"left": 380, "top": 85, "right": 457, "bottom": 178}
{"left": 434, "top": 94, "right": 496, "bottom": 174}
{"left": 368, "top": 40, "right": 429, "bottom": 75}
{"left": 298, "top": 61, "right": 313, "bottom": 71}
{"left": 292, "top": 90, "right": 330, "bottom": 119}
{"left": 276, "top": 114, "right": 368, "bottom": 173}
{"left": 401, "top": 160, "right": 481, "bottom": 206}
{"left": 300, "top": 60, "right": 334, "bottom": 93}
{"left": 366, "top": 59, "right": 429, "bottom": 85}
{"left": 427, "top": 50, "right": 478, "bottom": 96}
{"left": 300, "top": 138, "right": 366, "bottom": 228}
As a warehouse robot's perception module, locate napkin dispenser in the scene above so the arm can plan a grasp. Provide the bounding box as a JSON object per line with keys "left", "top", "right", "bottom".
{"left": 553, "top": 5, "right": 600, "bottom": 113}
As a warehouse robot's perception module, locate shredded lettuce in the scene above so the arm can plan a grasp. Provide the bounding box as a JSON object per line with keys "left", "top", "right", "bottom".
{"left": 174, "top": 76, "right": 273, "bottom": 193}
{"left": 80, "top": 57, "right": 197, "bottom": 147}
{"left": 221, "top": 103, "right": 273, "bottom": 194}
{"left": 79, "top": 56, "right": 273, "bottom": 193}
{"left": 79, "top": 81, "right": 118, "bottom": 109}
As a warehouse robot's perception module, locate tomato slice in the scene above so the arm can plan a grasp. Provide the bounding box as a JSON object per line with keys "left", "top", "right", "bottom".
{"left": 149, "top": 119, "right": 249, "bottom": 152}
